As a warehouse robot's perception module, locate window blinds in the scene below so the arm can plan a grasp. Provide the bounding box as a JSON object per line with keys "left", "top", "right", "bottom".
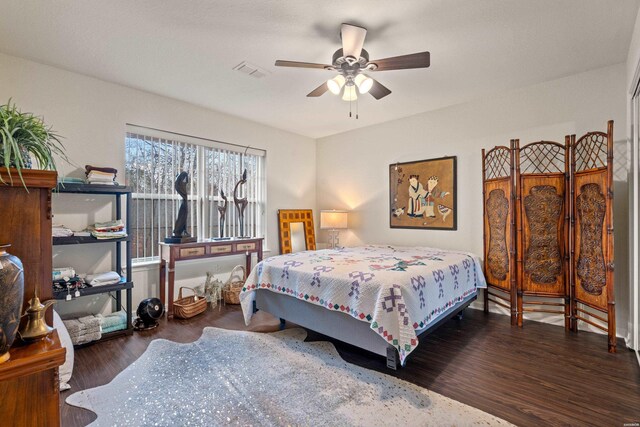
{"left": 125, "top": 129, "right": 266, "bottom": 262}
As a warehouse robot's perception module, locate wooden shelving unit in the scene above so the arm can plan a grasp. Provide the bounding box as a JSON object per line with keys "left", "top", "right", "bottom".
{"left": 53, "top": 183, "right": 134, "bottom": 340}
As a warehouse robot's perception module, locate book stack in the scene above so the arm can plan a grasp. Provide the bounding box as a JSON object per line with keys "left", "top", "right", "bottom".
{"left": 85, "top": 165, "right": 118, "bottom": 185}
{"left": 90, "top": 219, "right": 127, "bottom": 240}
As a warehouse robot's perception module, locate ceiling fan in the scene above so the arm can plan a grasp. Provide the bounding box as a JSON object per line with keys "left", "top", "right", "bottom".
{"left": 275, "top": 23, "right": 430, "bottom": 103}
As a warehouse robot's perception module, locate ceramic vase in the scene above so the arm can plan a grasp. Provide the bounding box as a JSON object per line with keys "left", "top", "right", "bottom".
{"left": 0, "top": 244, "right": 25, "bottom": 364}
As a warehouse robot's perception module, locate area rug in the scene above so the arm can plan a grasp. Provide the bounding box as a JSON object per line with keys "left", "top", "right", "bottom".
{"left": 66, "top": 328, "right": 512, "bottom": 426}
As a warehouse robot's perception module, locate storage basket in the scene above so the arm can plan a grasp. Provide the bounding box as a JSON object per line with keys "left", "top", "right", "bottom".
{"left": 173, "top": 286, "right": 208, "bottom": 319}
{"left": 222, "top": 265, "right": 246, "bottom": 305}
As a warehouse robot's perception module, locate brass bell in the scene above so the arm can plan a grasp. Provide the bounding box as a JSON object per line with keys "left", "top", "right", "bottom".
{"left": 18, "top": 292, "right": 55, "bottom": 343}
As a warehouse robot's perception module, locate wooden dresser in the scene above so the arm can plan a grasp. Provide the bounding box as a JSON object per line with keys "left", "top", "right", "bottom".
{"left": 0, "top": 332, "right": 65, "bottom": 426}
{"left": 0, "top": 169, "right": 65, "bottom": 426}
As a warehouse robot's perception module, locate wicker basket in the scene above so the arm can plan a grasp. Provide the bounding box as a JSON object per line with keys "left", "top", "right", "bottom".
{"left": 173, "top": 286, "right": 208, "bottom": 319}
{"left": 222, "top": 265, "right": 245, "bottom": 305}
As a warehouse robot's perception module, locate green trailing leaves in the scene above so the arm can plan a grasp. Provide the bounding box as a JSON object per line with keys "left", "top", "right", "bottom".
{"left": 0, "top": 99, "right": 68, "bottom": 188}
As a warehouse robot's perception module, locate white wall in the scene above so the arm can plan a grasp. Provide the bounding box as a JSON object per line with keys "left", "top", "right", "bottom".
{"left": 317, "top": 63, "right": 629, "bottom": 338}
{"left": 0, "top": 52, "right": 316, "bottom": 316}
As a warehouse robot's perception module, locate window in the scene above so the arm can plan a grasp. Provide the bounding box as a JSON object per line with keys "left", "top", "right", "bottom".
{"left": 125, "top": 126, "right": 266, "bottom": 262}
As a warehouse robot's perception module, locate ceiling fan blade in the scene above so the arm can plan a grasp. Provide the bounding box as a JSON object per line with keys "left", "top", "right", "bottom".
{"left": 368, "top": 51, "right": 430, "bottom": 71}
{"left": 341, "top": 23, "right": 367, "bottom": 59}
{"left": 368, "top": 78, "right": 392, "bottom": 100}
{"left": 275, "top": 60, "right": 332, "bottom": 69}
{"left": 307, "top": 82, "right": 329, "bottom": 97}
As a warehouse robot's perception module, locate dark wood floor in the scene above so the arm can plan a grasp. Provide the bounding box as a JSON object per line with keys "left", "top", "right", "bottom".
{"left": 61, "top": 306, "right": 640, "bottom": 427}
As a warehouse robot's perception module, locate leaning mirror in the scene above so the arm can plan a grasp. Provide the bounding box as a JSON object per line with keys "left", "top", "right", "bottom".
{"left": 289, "top": 222, "right": 306, "bottom": 253}
{"left": 277, "top": 209, "right": 316, "bottom": 254}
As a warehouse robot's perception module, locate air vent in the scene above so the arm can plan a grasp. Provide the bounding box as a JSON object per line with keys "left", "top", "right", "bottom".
{"left": 233, "top": 61, "right": 270, "bottom": 79}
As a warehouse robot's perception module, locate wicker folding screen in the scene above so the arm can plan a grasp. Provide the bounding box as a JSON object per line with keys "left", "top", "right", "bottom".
{"left": 482, "top": 144, "right": 517, "bottom": 324}
{"left": 514, "top": 140, "right": 570, "bottom": 329}
{"left": 481, "top": 121, "right": 615, "bottom": 352}
{"left": 570, "top": 121, "right": 616, "bottom": 352}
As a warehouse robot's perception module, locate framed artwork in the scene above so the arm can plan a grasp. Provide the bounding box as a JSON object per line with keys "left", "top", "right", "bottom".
{"left": 389, "top": 156, "right": 457, "bottom": 230}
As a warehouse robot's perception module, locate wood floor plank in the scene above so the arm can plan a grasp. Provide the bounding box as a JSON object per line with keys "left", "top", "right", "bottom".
{"left": 60, "top": 306, "right": 640, "bottom": 426}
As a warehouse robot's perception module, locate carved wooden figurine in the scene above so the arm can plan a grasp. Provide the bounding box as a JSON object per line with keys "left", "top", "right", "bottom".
{"left": 164, "top": 171, "right": 196, "bottom": 243}
{"left": 233, "top": 169, "right": 248, "bottom": 237}
{"left": 217, "top": 189, "right": 228, "bottom": 238}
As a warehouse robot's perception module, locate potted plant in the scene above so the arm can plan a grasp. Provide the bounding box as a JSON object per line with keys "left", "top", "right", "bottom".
{"left": 0, "top": 99, "right": 67, "bottom": 186}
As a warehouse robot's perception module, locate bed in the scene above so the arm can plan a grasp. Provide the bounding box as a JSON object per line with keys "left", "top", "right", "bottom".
{"left": 240, "top": 245, "right": 487, "bottom": 368}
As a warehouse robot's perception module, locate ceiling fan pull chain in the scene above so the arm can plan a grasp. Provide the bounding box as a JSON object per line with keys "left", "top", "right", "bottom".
{"left": 356, "top": 98, "right": 359, "bottom": 119}
{"left": 349, "top": 97, "right": 352, "bottom": 118}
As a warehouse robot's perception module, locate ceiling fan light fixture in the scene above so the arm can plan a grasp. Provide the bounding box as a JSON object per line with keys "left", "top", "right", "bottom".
{"left": 327, "top": 75, "right": 346, "bottom": 95}
{"left": 275, "top": 23, "right": 430, "bottom": 107}
{"left": 342, "top": 85, "right": 358, "bottom": 101}
{"left": 354, "top": 74, "right": 373, "bottom": 94}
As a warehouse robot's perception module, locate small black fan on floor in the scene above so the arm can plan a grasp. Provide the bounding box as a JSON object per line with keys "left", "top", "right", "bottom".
{"left": 133, "top": 298, "right": 164, "bottom": 331}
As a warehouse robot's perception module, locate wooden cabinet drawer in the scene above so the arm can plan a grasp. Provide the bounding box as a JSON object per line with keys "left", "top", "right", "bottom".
{"left": 179, "top": 247, "right": 205, "bottom": 258}
{"left": 236, "top": 242, "right": 256, "bottom": 251}
{"left": 209, "top": 245, "right": 232, "bottom": 254}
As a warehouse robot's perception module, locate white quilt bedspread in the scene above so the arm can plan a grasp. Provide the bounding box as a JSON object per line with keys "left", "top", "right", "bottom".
{"left": 240, "top": 245, "right": 486, "bottom": 364}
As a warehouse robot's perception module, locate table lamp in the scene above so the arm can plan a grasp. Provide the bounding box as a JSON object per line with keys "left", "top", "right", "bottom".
{"left": 320, "top": 210, "right": 348, "bottom": 249}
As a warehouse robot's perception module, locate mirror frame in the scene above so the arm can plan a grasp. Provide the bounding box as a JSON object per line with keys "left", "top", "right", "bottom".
{"left": 277, "top": 209, "right": 316, "bottom": 254}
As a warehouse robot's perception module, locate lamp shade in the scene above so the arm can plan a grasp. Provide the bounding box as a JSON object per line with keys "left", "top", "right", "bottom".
{"left": 341, "top": 85, "right": 357, "bottom": 101}
{"left": 354, "top": 74, "right": 373, "bottom": 94}
{"left": 320, "top": 210, "right": 348, "bottom": 229}
{"left": 327, "top": 75, "right": 346, "bottom": 95}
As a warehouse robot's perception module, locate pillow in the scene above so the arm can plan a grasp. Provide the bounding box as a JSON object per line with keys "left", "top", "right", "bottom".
{"left": 53, "top": 310, "right": 74, "bottom": 391}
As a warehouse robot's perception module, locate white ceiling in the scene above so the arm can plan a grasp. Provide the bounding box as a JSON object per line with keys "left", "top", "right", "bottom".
{"left": 0, "top": 0, "right": 638, "bottom": 139}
